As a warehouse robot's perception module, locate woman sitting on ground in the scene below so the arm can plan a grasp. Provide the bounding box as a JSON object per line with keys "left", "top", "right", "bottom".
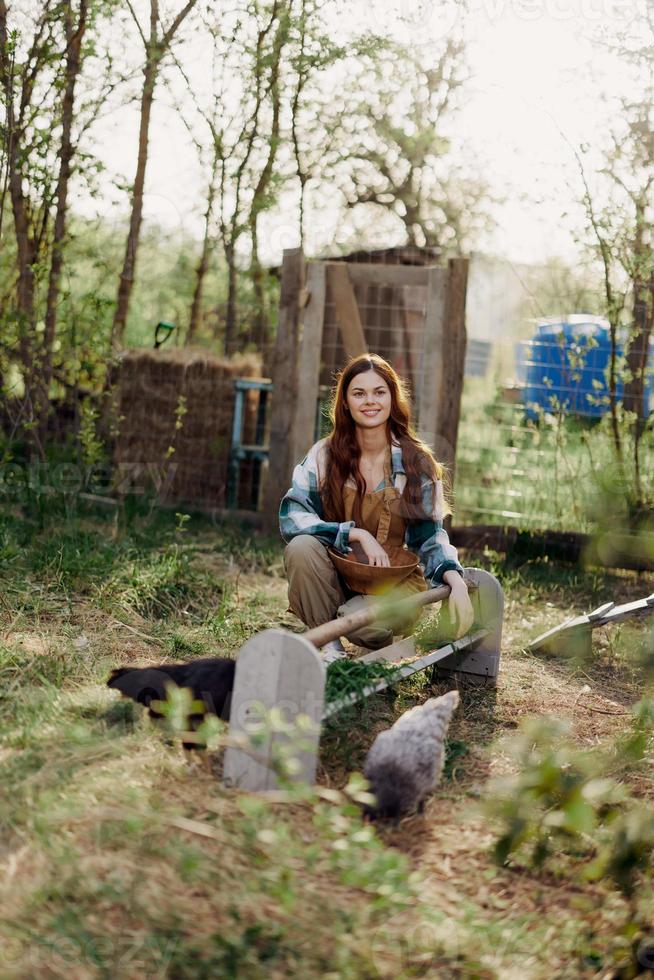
{"left": 279, "top": 353, "right": 475, "bottom": 659}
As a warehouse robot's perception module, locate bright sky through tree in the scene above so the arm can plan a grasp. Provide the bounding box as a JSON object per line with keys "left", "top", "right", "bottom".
{"left": 87, "top": 0, "right": 649, "bottom": 265}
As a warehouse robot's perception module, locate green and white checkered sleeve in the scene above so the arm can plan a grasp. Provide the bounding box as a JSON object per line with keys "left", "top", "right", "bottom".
{"left": 279, "top": 443, "right": 354, "bottom": 553}
{"left": 405, "top": 476, "right": 464, "bottom": 585}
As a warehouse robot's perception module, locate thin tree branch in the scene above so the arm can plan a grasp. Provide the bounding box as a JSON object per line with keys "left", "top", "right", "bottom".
{"left": 124, "top": 0, "right": 148, "bottom": 48}
{"left": 162, "top": 0, "right": 199, "bottom": 49}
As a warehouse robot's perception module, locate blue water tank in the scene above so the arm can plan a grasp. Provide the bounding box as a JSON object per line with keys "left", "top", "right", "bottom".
{"left": 522, "top": 316, "right": 653, "bottom": 419}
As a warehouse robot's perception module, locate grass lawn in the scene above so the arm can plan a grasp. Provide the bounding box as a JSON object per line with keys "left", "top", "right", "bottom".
{"left": 0, "top": 502, "right": 653, "bottom": 978}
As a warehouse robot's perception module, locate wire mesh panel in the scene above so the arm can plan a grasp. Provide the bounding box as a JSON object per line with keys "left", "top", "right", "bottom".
{"left": 318, "top": 247, "right": 439, "bottom": 414}
{"left": 453, "top": 315, "right": 654, "bottom": 533}
{"left": 319, "top": 276, "right": 428, "bottom": 406}
{"left": 264, "top": 248, "right": 468, "bottom": 529}
{"left": 454, "top": 377, "right": 654, "bottom": 533}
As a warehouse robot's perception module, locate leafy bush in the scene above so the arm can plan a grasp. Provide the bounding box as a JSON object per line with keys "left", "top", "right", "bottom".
{"left": 486, "top": 716, "right": 620, "bottom": 867}
{"left": 484, "top": 701, "right": 654, "bottom": 901}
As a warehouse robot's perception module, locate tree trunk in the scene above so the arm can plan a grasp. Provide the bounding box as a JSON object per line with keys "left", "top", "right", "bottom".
{"left": 39, "top": 0, "right": 87, "bottom": 442}
{"left": 0, "top": 4, "right": 35, "bottom": 352}
{"left": 249, "top": 219, "right": 267, "bottom": 346}
{"left": 7, "top": 162, "right": 41, "bottom": 454}
{"left": 187, "top": 230, "right": 211, "bottom": 345}
{"left": 110, "top": 51, "right": 158, "bottom": 350}
{"left": 623, "top": 280, "right": 652, "bottom": 422}
{"left": 291, "top": 0, "right": 308, "bottom": 250}
{"left": 0, "top": 14, "right": 13, "bottom": 243}
{"left": 247, "top": 4, "right": 287, "bottom": 347}
{"left": 187, "top": 157, "right": 217, "bottom": 344}
{"left": 2, "top": 109, "right": 36, "bottom": 399}
{"left": 110, "top": 0, "right": 199, "bottom": 350}
{"left": 223, "top": 241, "right": 238, "bottom": 355}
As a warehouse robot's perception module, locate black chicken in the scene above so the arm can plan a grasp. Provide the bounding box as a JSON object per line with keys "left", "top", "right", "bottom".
{"left": 107, "top": 657, "right": 236, "bottom": 746}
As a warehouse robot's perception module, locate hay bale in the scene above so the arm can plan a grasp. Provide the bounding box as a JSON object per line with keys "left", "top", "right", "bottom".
{"left": 114, "top": 348, "right": 262, "bottom": 510}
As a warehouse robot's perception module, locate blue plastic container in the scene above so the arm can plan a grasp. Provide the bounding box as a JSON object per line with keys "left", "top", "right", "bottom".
{"left": 522, "top": 316, "right": 653, "bottom": 420}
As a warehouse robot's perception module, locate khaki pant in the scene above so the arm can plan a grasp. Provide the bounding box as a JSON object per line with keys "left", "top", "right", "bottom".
{"left": 284, "top": 535, "right": 414, "bottom": 649}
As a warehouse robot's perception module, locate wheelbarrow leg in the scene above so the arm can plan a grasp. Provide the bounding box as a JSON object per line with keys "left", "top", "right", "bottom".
{"left": 431, "top": 567, "right": 503, "bottom": 687}
{"left": 223, "top": 628, "right": 325, "bottom": 791}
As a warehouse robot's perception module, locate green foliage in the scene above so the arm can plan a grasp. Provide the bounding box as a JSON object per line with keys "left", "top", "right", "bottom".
{"left": 166, "top": 395, "right": 189, "bottom": 459}
{"left": 442, "top": 738, "right": 469, "bottom": 780}
{"left": 486, "top": 716, "right": 614, "bottom": 867}
{"left": 160, "top": 919, "right": 291, "bottom": 978}
{"left": 413, "top": 606, "right": 448, "bottom": 653}
{"left": 165, "top": 631, "right": 206, "bottom": 657}
{"left": 612, "top": 697, "right": 654, "bottom": 771}
{"left": 28, "top": 527, "right": 123, "bottom": 591}
{"left": 63, "top": 217, "right": 227, "bottom": 352}
{"left": 586, "top": 807, "right": 654, "bottom": 899}
{"left": 0, "top": 644, "right": 93, "bottom": 731}
{"left": 485, "top": 701, "right": 654, "bottom": 901}
{"left": 312, "top": 775, "right": 413, "bottom": 902}
{"left": 78, "top": 401, "right": 105, "bottom": 469}
{"left": 153, "top": 682, "right": 207, "bottom": 733}
{"left": 238, "top": 705, "right": 322, "bottom": 782}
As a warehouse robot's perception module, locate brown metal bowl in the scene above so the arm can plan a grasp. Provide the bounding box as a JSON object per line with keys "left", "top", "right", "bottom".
{"left": 328, "top": 543, "right": 420, "bottom": 595}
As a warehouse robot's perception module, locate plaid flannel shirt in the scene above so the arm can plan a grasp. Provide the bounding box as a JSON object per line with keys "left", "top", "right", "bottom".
{"left": 279, "top": 438, "right": 464, "bottom": 586}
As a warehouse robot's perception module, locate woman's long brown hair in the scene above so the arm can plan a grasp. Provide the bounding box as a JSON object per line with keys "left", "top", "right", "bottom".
{"left": 320, "top": 354, "right": 451, "bottom": 527}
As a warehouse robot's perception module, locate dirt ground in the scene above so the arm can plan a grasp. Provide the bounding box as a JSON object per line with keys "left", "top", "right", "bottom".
{"left": 1, "top": 517, "right": 653, "bottom": 978}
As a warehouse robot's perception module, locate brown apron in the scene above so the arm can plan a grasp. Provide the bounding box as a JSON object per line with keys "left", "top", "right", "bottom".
{"left": 342, "top": 452, "right": 427, "bottom": 594}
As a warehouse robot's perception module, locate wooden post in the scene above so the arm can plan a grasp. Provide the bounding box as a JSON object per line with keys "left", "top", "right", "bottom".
{"left": 417, "top": 263, "right": 468, "bottom": 466}
{"left": 439, "top": 257, "right": 469, "bottom": 481}
{"left": 418, "top": 258, "right": 468, "bottom": 536}
{"left": 326, "top": 263, "right": 368, "bottom": 358}
{"left": 417, "top": 267, "right": 448, "bottom": 453}
{"left": 223, "top": 629, "right": 325, "bottom": 791}
{"left": 262, "top": 252, "right": 325, "bottom": 533}
{"left": 262, "top": 249, "right": 304, "bottom": 531}
{"left": 297, "top": 262, "right": 327, "bottom": 444}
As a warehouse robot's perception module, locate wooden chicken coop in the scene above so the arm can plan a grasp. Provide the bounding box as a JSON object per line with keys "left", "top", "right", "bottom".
{"left": 262, "top": 247, "right": 469, "bottom": 531}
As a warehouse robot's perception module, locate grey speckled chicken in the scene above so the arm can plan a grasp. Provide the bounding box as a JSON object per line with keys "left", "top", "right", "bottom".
{"left": 363, "top": 690, "right": 460, "bottom": 820}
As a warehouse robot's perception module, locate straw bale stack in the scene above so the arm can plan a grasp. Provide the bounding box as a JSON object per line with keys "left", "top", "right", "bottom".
{"left": 114, "top": 348, "right": 262, "bottom": 510}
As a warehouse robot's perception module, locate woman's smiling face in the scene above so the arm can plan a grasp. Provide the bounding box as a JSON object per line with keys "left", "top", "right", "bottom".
{"left": 345, "top": 369, "right": 392, "bottom": 430}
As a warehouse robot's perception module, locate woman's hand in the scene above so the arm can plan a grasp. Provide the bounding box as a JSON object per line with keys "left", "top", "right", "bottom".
{"left": 442, "top": 570, "right": 475, "bottom": 640}
{"left": 349, "top": 528, "right": 390, "bottom": 567}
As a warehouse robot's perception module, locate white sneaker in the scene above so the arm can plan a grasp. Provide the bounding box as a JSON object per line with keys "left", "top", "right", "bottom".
{"left": 322, "top": 638, "right": 347, "bottom": 665}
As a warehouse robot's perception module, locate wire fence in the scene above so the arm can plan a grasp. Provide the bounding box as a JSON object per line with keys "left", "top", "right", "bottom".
{"left": 454, "top": 373, "right": 654, "bottom": 533}
{"left": 14, "top": 273, "right": 647, "bottom": 535}
{"left": 224, "top": 295, "right": 654, "bottom": 533}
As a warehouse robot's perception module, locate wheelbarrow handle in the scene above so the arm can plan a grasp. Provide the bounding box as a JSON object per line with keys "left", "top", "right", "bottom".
{"left": 303, "top": 572, "right": 476, "bottom": 648}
